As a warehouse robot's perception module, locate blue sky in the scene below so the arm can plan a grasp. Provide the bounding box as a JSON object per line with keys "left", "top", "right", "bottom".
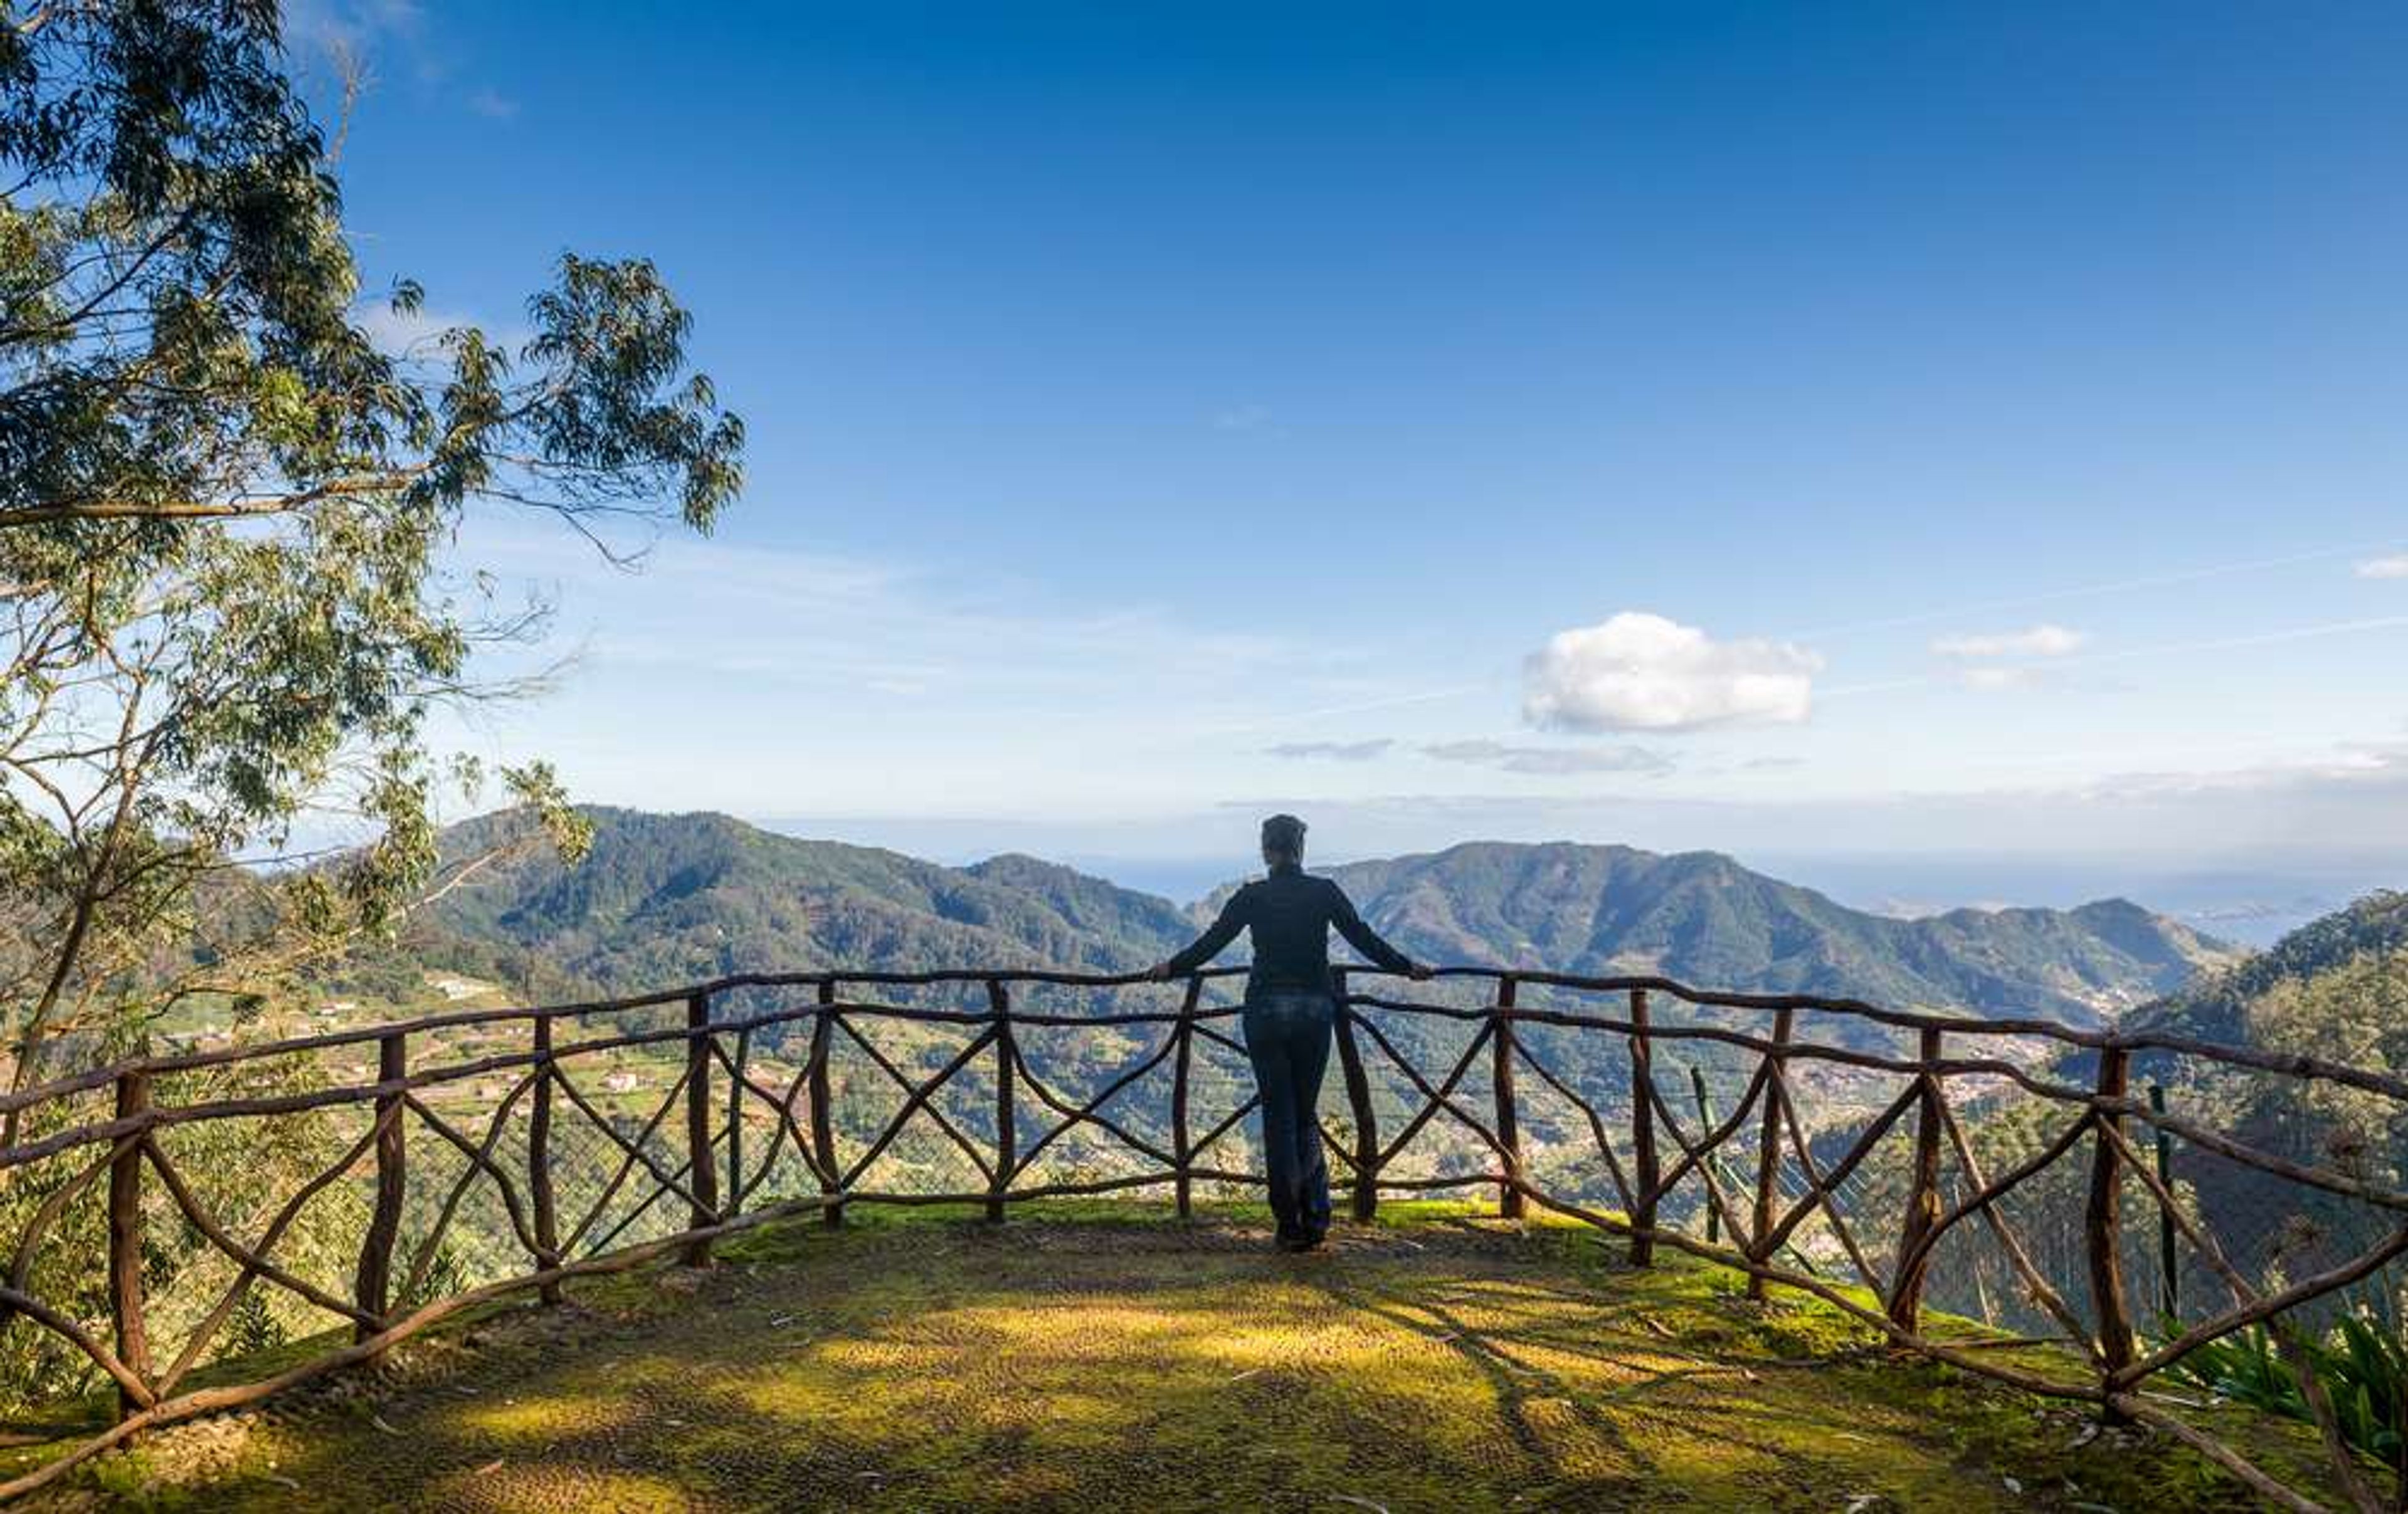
{"left": 298, "top": 3, "right": 2408, "bottom": 911}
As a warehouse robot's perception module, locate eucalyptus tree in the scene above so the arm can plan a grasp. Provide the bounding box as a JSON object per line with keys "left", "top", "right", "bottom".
{"left": 0, "top": 1, "right": 747, "bottom": 1127}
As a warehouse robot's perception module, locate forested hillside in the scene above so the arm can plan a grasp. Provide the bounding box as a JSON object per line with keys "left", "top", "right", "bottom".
{"left": 1255, "top": 841, "right": 2231, "bottom": 1024}
{"left": 344, "top": 810, "right": 2232, "bottom": 1028}
{"left": 339, "top": 809, "right": 1198, "bottom": 1002}
{"left": 2100, "top": 891, "right": 2408, "bottom": 1300}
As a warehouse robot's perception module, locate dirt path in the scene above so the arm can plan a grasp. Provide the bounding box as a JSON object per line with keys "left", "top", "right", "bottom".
{"left": 41, "top": 1212, "right": 2278, "bottom": 1511}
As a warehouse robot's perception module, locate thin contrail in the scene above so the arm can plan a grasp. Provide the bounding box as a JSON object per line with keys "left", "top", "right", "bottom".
{"left": 1787, "top": 537, "right": 2408, "bottom": 641}
{"left": 1821, "top": 614, "right": 2408, "bottom": 700}
{"left": 1197, "top": 681, "right": 1496, "bottom": 737}
{"left": 2069, "top": 614, "right": 2408, "bottom": 666}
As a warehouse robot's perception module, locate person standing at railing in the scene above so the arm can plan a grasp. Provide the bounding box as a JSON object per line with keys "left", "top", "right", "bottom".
{"left": 1147, "top": 814, "right": 1432, "bottom": 1253}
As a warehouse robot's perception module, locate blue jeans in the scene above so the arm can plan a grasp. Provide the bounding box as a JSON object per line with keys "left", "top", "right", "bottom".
{"left": 1243, "top": 990, "right": 1335, "bottom": 1241}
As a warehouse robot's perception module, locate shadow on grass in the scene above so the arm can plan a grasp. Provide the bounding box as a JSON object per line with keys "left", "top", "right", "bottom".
{"left": 29, "top": 1204, "right": 2355, "bottom": 1513}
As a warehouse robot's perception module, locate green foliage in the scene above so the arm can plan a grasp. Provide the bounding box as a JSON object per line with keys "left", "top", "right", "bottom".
{"left": 0, "top": 1, "right": 742, "bottom": 1097}
{"left": 2060, "top": 896, "right": 2408, "bottom": 1333}
{"left": 0, "top": 1053, "right": 359, "bottom": 1409}
{"left": 2167, "top": 1305, "right": 2407, "bottom": 1478}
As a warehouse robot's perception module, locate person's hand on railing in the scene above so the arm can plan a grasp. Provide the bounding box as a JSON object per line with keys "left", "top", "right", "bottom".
{"left": 1142, "top": 961, "right": 1175, "bottom": 983}
{"left": 1408, "top": 962, "right": 1435, "bottom": 982}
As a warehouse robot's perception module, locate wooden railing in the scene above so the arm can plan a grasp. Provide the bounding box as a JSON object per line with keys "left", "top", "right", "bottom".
{"left": 3, "top": 965, "right": 2404, "bottom": 1510}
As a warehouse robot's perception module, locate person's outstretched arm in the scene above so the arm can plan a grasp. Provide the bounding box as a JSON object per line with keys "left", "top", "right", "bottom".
{"left": 1328, "top": 883, "right": 1431, "bottom": 980}
{"left": 1146, "top": 888, "right": 1250, "bottom": 981}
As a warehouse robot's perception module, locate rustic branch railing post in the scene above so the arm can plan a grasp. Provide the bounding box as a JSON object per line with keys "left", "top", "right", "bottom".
{"left": 2150, "top": 1081, "right": 2178, "bottom": 1320}
{"left": 1746, "top": 1007, "right": 1795, "bottom": 1301}
{"left": 1172, "top": 974, "right": 1200, "bottom": 1219}
{"left": 681, "top": 992, "right": 718, "bottom": 1266}
{"left": 1491, "top": 974, "right": 1525, "bottom": 1219}
{"left": 354, "top": 1031, "right": 407, "bottom": 1342}
{"left": 108, "top": 1070, "right": 151, "bottom": 1422}
{"left": 1627, "top": 987, "right": 1658, "bottom": 1266}
{"left": 1333, "top": 968, "right": 1380, "bottom": 1222}
{"left": 529, "top": 1011, "right": 561, "bottom": 1304}
{"left": 1889, "top": 1027, "right": 1945, "bottom": 1332}
{"left": 810, "top": 977, "right": 842, "bottom": 1227}
{"left": 1689, "top": 1066, "right": 1721, "bottom": 1244}
{"left": 988, "top": 978, "right": 1015, "bottom": 1222}
{"left": 726, "top": 1024, "right": 750, "bottom": 1216}
{"left": 2088, "top": 1044, "right": 2138, "bottom": 1397}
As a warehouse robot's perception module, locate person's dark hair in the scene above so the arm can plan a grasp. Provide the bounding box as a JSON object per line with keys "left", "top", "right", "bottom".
{"left": 1260, "top": 813, "right": 1307, "bottom": 861}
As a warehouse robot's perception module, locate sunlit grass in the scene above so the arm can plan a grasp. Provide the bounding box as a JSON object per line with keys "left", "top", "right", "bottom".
{"left": 19, "top": 1201, "right": 2352, "bottom": 1511}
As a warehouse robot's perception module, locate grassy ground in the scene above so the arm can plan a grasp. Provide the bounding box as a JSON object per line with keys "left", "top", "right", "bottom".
{"left": 18, "top": 1202, "right": 2347, "bottom": 1512}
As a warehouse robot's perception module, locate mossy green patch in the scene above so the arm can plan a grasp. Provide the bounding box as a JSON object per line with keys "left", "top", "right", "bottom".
{"left": 19, "top": 1204, "right": 2353, "bottom": 1511}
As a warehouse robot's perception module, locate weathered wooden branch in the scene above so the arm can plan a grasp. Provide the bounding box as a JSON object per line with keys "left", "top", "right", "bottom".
{"left": 148, "top": 1118, "right": 391, "bottom": 1397}
{"left": 1491, "top": 975, "right": 1524, "bottom": 1220}
{"left": 552, "top": 1061, "right": 702, "bottom": 1252}
{"left": 1172, "top": 975, "right": 1199, "bottom": 1217}
{"left": 1745, "top": 1008, "right": 1793, "bottom": 1300}
{"left": 1628, "top": 987, "right": 1659, "bottom": 1267}
{"left": 529, "top": 1011, "right": 561, "bottom": 1303}
{"left": 399, "top": 1079, "right": 541, "bottom": 1299}
{"left": 1187, "top": 1094, "right": 1264, "bottom": 1162}
{"left": 810, "top": 979, "right": 842, "bottom": 1226}
{"left": 1509, "top": 1037, "right": 1635, "bottom": 1214}
{"left": 1888, "top": 1028, "right": 1945, "bottom": 1332}
{"left": 833, "top": 1016, "right": 998, "bottom": 1187}
{"left": 725, "top": 1024, "right": 749, "bottom": 1225}
{"left": 1361, "top": 1015, "right": 1499, "bottom": 1169}
{"left": 23, "top": 960, "right": 2408, "bottom": 1123}
{"left": 1637, "top": 1059, "right": 1763, "bottom": 1258}
{"left": 108, "top": 1071, "right": 151, "bottom": 1421}
{"left": 2084, "top": 1045, "right": 2135, "bottom": 1391}
{"left": 835, "top": 1020, "right": 999, "bottom": 1189}
{"left": 1772, "top": 1062, "right": 1886, "bottom": 1296}
{"left": 990, "top": 979, "right": 1017, "bottom": 1222}
{"left": 4, "top": 1143, "right": 115, "bottom": 1328}
{"left": 1009, "top": 1028, "right": 1181, "bottom": 1175}
{"left": 1930, "top": 1095, "right": 2096, "bottom": 1357}
{"left": 682, "top": 992, "right": 719, "bottom": 1267}
{"left": 1334, "top": 970, "right": 1380, "bottom": 1221}
{"left": 352, "top": 1034, "right": 408, "bottom": 1344}
{"left": 708, "top": 1036, "right": 824, "bottom": 1204}
{"left": 142, "top": 1132, "right": 382, "bottom": 1339}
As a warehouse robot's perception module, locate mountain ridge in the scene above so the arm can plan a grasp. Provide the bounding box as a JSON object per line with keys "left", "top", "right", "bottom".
{"left": 1200, "top": 838, "right": 2230, "bottom": 1025}
{"left": 351, "top": 809, "right": 2233, "bottom": 1029}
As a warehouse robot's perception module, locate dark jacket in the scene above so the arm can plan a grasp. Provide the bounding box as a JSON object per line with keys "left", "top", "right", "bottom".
{"left": 1163, "top": 865, "right": 1415, "bottom": 996}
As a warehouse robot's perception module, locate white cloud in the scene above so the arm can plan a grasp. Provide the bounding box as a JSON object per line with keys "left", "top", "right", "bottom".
{"left": 1931, "top": 624, "right": 2088, "bottom": 658}
{"left": 1266, "top": 739, "right": 1395, "bottom": 762}
{"left": 2357, "top": 556, "right": 2408, "bottom": 581}
{"left": 1957, "top": 666, "right": 2047, "bottom": 692}
{"left": 1522, "top": 612, "right": 1821, "bottom": 733}
{"left": 284, "top": 0, "right": 426, "bottom": 74}
{"left": 1422, "top": 740, "right": 1672, "bottom": 776}
{"left": 354, "top": 300, "right": 464, "bottom": 357}
{"left": 353, "top": 298, "right": 527, "bottom": 359}
{"left": 465, "top": 87, "right": 520, "bottom": 120}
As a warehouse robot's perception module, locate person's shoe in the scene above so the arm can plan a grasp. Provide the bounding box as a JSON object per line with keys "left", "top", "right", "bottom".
{"left": 1276, "top": 1232, "right": 1315, "bottom": 1253}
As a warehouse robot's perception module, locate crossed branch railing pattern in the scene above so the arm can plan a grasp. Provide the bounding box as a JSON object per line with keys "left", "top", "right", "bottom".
{"left": 3, "top": 965, "right": 2404, "bottom": 1510}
